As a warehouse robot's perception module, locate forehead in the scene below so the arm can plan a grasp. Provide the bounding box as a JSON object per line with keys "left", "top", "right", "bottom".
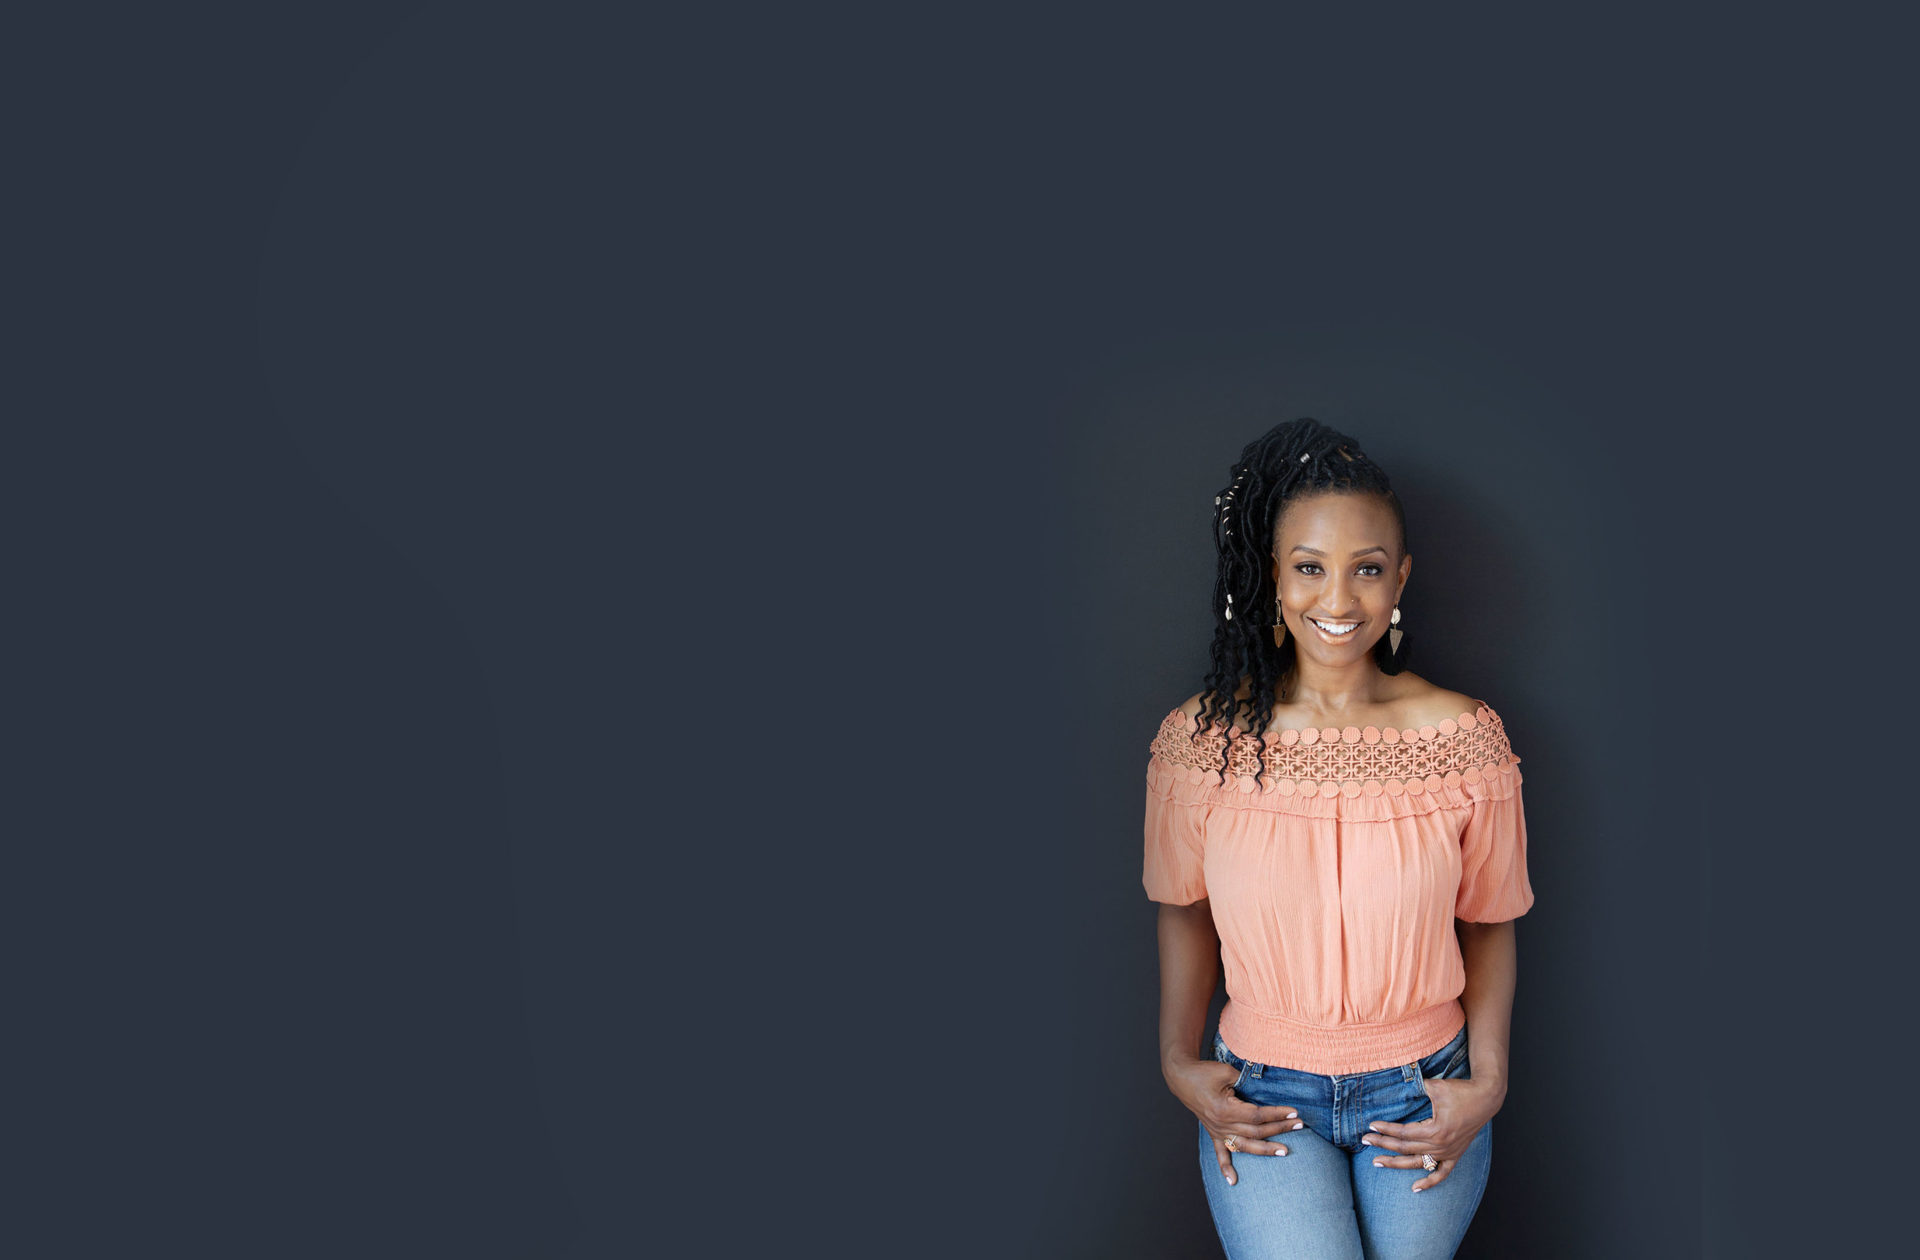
{"left": 1273, "top": 492, "right": 1397, "bottom": 545}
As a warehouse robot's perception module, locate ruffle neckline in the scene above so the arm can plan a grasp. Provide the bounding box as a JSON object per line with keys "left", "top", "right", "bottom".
{"left": 1147, "top": 703, "right": 1522, "bottom": 805}
{"left": 1168, "top": 704, "right": 1492, "bottom": 747}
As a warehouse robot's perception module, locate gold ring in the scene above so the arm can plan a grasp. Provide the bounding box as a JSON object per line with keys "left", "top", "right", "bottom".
{"left": 1422, "top": 1154, "right": 1439, "bottom": 1171}
{"left": 1225, "top": 1134, "right": 1239, "bottom": 1152}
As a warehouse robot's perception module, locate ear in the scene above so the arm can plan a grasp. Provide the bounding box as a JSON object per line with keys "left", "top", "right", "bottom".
{"left": 1396, "top": 552, "right": 1412, "bottom": 602}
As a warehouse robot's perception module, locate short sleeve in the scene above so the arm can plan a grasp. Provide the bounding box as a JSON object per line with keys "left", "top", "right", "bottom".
{"left": 1143, "top": 771, "right": 1209, "bottom": 905}
{"left": 1455, "top": 780, "right": 1535, "bottom": 922}
{"left": 1142, "top": 712, "right": 1212, "bottom": 905}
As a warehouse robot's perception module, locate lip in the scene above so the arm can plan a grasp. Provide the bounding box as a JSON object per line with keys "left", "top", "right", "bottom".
{"left": 1306, "top": 616, "right": 1364, "bottom": 644}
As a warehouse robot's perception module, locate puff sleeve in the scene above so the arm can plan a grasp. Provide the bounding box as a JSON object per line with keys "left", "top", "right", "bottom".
{"left": 1453, "top": 718, "right": 1535, "bottom": 922}
{"left": 1142, "top": 714, "right": 1212, "bottom": 905}
{"left": 1143, "top": 769, "right": 1209, "bottom": 905}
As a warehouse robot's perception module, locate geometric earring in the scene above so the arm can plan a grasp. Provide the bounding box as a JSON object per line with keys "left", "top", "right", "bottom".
{"left": 1381, "top": 604, "right": 1408, "bottom": 672}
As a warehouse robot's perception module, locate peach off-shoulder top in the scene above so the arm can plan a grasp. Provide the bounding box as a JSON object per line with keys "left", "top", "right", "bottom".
{"left": 1144, "top": 702, "right": 1535, "bottom": 1075}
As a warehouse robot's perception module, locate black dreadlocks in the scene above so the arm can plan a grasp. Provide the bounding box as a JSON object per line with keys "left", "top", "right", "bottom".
{"left": 1199, "top": 417, "right": 1409, "bottom": 773}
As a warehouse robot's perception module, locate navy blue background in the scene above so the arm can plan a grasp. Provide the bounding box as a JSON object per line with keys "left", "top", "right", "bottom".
{"left": 12, "top": 3, "right": 1914, "bottom": 1255}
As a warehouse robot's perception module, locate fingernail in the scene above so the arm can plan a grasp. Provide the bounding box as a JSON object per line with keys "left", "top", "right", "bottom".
{"left": 1368, "top": 1123, "right": 1381, "bottom": 1132}
{"left": 1276, "top": 1148, "right": 1288, "bottom": 1156}
{"left": 1412, "top": 1186, "right": 1423, "bottom": 1193}
{"left": 1227, "top": 1175, "right": 1237, "bottom": 1186}
{"left": 1292, "top": 1122, "right": 1304, "bottom": 1130}
{"left": 1360, "top": 1137, "right": 1372, "bottom": 1146}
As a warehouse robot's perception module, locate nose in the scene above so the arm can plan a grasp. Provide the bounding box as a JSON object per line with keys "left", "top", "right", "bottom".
{"left": 1322, "top": 570, "right": 1358, "bottom": 616}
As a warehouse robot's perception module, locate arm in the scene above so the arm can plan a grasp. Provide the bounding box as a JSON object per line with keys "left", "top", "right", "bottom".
{"left": 1157, "top": 899, "right": 1300, "bottom": 1185}
{"left": 1454, "top": 917, "right": 1516, "bottom": 1108}
{"left": 1157, "top": 900, "right": 1222, "bottom": 1079}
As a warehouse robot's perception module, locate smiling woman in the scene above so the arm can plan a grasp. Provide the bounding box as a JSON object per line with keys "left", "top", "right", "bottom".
{"left": 1149, "top": 418, "right": 1533, "bottom": 1260}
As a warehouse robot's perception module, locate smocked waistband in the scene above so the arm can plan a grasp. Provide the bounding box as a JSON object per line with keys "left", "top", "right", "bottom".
{"left": 1218, "top": 998, "right": 1466, "bottom": 1076}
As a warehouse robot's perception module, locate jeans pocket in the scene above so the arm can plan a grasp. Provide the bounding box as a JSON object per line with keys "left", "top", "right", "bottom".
{"left": 1412, "top": 1026, "right": 1469, "bottom": 1087}
{"left": 1213, "top": 1032, "right": 1251, "bottom": 1090}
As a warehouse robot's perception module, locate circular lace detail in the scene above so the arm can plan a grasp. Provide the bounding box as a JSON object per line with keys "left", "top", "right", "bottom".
{"left": 1152, "top": 704, "right": 1521, "bottom": 790}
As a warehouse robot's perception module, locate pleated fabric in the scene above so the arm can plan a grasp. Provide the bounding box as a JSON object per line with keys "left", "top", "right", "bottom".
{"left": 1143, "top": 702, "right": 1534, "bottom": 1074}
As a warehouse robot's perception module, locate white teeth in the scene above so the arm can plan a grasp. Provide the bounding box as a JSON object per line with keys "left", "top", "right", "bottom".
{"left": 1310, "top": 618, "right": 1359, "bottom": 636}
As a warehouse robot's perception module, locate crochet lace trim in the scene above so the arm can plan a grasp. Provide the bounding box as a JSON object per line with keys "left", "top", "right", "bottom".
{"left": 1148, "top": 704, "right": 1521, "bottom": 798}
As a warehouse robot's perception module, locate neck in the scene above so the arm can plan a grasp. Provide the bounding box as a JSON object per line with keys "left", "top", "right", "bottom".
{"left": 1285, "top": 656, "right": 1390, "bottom": 714}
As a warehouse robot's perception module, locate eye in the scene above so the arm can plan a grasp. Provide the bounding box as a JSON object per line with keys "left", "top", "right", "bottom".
{"left": 1294, "top": 562, "right": 1384, "bottom": 577}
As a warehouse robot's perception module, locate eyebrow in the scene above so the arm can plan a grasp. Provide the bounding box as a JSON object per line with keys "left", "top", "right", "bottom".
{"left": 1291, "top": 545, "right": 1389, "bottom": 558}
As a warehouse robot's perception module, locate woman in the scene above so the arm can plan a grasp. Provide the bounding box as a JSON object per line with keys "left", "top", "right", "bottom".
{"left": 1146, "top": 417, "right": 1534, "bottom": 1259}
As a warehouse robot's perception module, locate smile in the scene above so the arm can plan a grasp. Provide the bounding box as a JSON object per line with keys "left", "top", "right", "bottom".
{"left": 1308, "top": 617, "right": 1362, "bottom": 639}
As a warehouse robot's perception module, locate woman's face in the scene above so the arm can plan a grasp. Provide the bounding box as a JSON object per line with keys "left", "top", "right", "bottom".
{"left": 1270, "top": 492, "right": 1412, "bottom": 664}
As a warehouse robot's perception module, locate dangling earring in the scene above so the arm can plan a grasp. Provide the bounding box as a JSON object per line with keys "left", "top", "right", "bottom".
{"left": 1384, "top": 605, "right": 1406, "bottom": 670}
{"left": 1273, "top": 595, "right": 1288, "bottom": 648}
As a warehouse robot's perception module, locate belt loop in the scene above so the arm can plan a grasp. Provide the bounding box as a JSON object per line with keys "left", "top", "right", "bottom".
{"left": 1250, "top": 1061, "right": 1264, "bottom": 1078}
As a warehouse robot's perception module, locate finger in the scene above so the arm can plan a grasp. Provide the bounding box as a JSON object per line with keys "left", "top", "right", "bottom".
{"left": 1361, "top": 1132, "right": 1443, "bottom": 1155}
{"left": 1221, "top": 1132, "right": 1291, "bottom": 1158}
{"left": 1228, "top": 1102, "right": 1301, "bottom": 1124}
{"left": 1412, "top": 1161, "right": 1454, "bottom": 1192}
{"left": 1366, "top": 1118, "right": 1424, "bottom": 1137}
{"left": 1213, "top": 1125, "right": 1293, "bottom": 1161}
{"left": 1369, "top": 1153, "right": 1434, "bottom": 1170}
{"left": 1373, "top": 1115, "right": 1440, "bottom": 1132}
{"left": 1221, "top": 1106, "right": 1303, "bottom": 1139}
{"left": 1365, "top": 1118, "right": 1446, "bottom": 1145}
{"left": 1211, "top": 1107, "right": 1301, "bottom": 1142}
{"left": 1221, "top": 1106, "right": 1313, "bottom": 1137}
{"left": 1221, "top": 1121, "right": 1313, "bottom": 1152}
{"left": 1211, "top": 1134, "right": 1239, "bottom": 1186}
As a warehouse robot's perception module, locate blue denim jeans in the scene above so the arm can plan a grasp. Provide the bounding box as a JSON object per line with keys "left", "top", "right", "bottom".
{"left": 1199, "top": 1023, "right": 1492, "bottom": 1260}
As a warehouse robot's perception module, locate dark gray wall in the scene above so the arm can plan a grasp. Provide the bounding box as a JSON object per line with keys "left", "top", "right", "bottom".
{"left": 13, "top": 3, "right": 1914, "bottom": 1258}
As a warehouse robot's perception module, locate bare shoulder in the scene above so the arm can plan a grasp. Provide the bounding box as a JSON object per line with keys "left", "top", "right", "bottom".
{"left": 1169, "top": 690, "right": 1219, "bottom": 732}
{"left": 1173, "top": 677, "right": 1257, "bottom": 728}
{"left": 1385, "top": 673, "right": 1487, "bottom": 728}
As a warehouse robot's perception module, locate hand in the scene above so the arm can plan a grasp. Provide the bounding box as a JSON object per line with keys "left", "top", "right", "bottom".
{"left": 1362, "top": 1074, "right": 1505, "bottom": 1191}
{"left": 1165, "top": 1056, "right": 1305, "bottom": 1187}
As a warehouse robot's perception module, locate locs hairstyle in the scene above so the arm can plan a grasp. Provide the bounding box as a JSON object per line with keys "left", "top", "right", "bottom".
{"left": 1199, "top": 417, "right": 1409, "bottom": 773}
